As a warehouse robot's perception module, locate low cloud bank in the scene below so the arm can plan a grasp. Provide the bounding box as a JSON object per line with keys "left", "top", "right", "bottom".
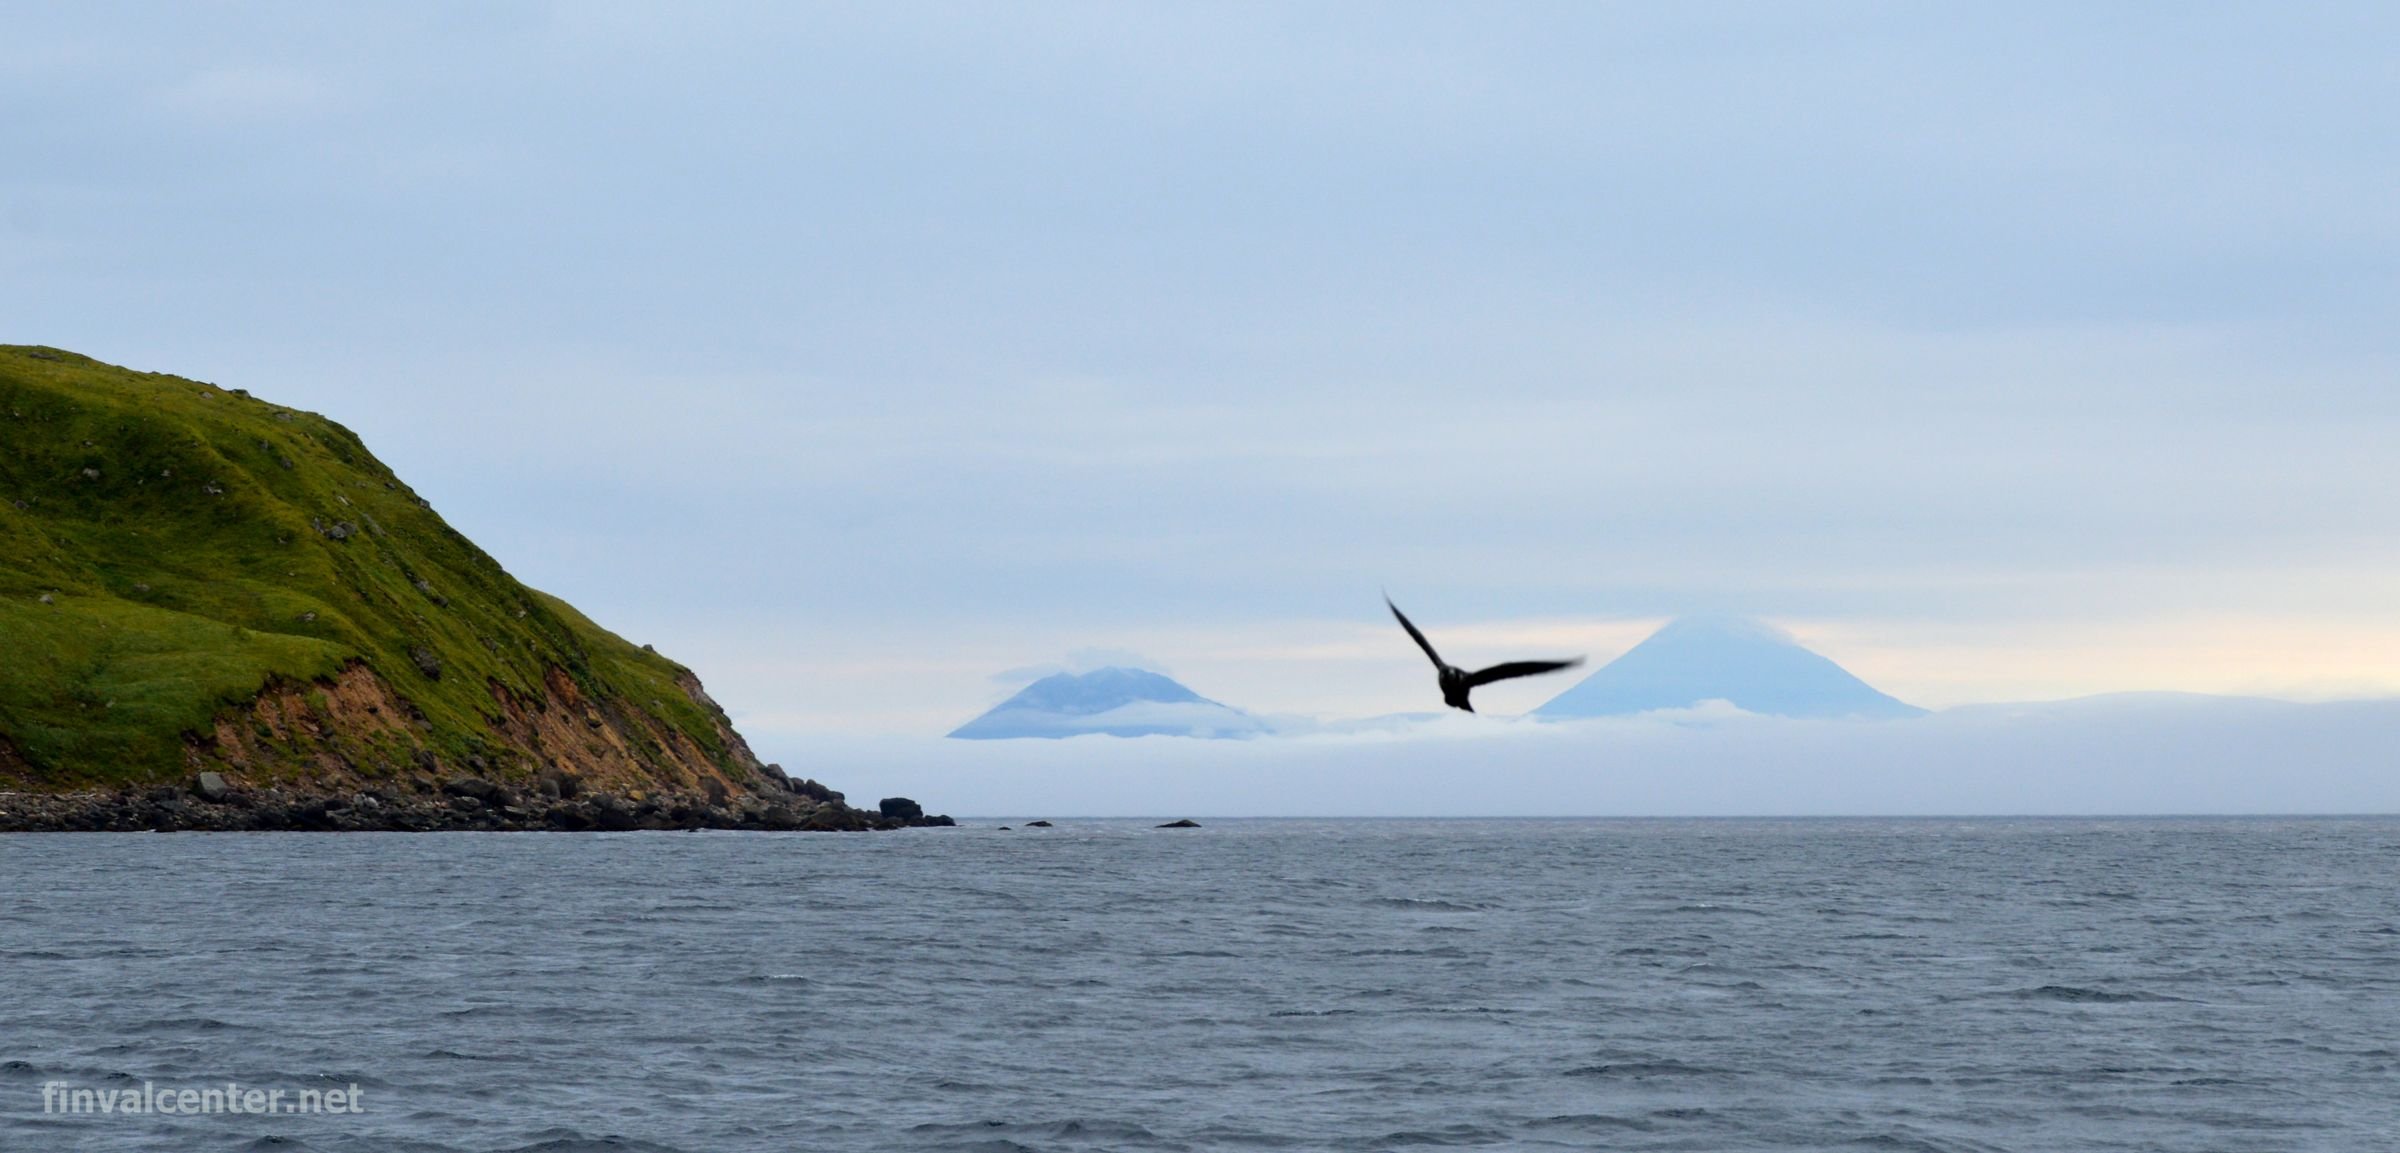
{"left": 760, "top": 697, "right": 2400, "bottom": 818}
{"left": 953, "top": 699, "right": 1272, "bottom": 740}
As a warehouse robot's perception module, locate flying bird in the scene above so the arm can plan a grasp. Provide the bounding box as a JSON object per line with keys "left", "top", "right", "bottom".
{"left": 1387, "top": 596, "right": 1584, "bottom": 713}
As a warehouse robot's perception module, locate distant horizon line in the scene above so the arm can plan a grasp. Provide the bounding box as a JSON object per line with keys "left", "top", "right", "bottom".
{"left": 894, "top": 813, "right": 2400, "bottom": 823}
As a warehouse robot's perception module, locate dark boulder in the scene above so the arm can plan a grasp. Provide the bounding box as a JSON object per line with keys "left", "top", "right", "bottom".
{"left": 878, "top": 797, "right": 925, "bottom": 822}
{"left": 804, "top": 805, "right": 869, "bottom": 831}
{"left": 1155, "top": 818, "right": 1202, "bottom": 829}
{"left": 786, "top": 775, "right": 842, "bottom": 803}
{"left": 441, "top": 777, "right": 508, "bottom": 805}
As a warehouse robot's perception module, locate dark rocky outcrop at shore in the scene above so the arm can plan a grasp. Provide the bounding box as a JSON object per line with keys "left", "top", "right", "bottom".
{"left": 0, "top": 769, "right": 956, "bottom": 833}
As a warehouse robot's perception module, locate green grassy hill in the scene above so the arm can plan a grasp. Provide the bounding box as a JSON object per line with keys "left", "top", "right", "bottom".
{"left": 0, "top": 345, "right": 773, "bottom": 798}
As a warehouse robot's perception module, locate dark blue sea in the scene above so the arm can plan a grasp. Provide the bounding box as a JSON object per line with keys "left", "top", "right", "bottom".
{"left": 5, "top": 818, "right": 2398, "bottom": 1151}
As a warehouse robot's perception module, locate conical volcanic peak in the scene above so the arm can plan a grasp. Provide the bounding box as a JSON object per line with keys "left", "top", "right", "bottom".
{"left": 1535, "top": 616, "right": 1924, "bottom": 720}
{"left": 949, "top": 667, "right": 1268, "bottom": 739}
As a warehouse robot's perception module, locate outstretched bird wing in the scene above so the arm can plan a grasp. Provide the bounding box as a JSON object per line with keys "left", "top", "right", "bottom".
{"left": 1386, "top": 597, "right": 1446, "bottom": 670}
{"left": 1463, "top": 658, "right": 1584, "bottom": 688}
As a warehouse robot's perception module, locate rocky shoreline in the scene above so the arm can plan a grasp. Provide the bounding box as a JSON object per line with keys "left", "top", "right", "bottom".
{"left": 0, "top": 771, "right": 954, "bottom": 834}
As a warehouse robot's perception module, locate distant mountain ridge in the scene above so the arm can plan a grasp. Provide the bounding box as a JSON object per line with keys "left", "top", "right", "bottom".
{"left": 949, "top": 667, "right": 1267, "bottom": 739}
{"left": 1536, "top": 616, "right": 1923, "bottom": 720}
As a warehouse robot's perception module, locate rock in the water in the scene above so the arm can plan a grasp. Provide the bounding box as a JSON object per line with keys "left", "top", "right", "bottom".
{"left": 1025, "top": 820, "right": 1054, "bottom": 827}
{"left": 878, "top": 797, "right": 925, "bottom": 822}
{"left": 1155, "top": 818, "right": 1201, "bottom": 828}
{"left": 194, "top": 771, "right": 231, "bottom": 802}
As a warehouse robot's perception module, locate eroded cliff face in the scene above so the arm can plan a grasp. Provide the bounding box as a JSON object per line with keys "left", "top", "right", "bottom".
{"left": 481, "top": 667, "right": 768, "bottom": 799}
{"left": 117, "top": 658, "right": 888, "bottom": 826}
{"left": 0, "top": 661, "right": 923, "bottom": 832}
{"left": 196, "top": 662, "right": 424, "bottom": 778}
{"left": 188, "top": 661, "right": 770, "bottom": 797}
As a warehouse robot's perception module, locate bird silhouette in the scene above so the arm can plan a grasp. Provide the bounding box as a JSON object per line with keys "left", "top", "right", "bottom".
{"left": 1387, "top": 596, "right": 1583, "bottom": 713}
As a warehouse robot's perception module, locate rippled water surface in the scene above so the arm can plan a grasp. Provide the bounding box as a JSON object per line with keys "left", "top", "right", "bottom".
{"left": 5, "top": 818, "right": 2398, "bottom": 1151}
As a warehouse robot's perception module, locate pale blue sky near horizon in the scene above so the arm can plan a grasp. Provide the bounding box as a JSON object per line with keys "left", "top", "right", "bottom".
{"left": 5, "top": 2, "right": 2398, "bottom": 742}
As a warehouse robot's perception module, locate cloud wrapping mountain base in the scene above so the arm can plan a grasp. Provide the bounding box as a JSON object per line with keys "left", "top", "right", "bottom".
{"left": 782, "top": 697, "right": 2400, "bottom": 818}
{"left": 949, "top": 667, "right": 1268, "bottom": 739}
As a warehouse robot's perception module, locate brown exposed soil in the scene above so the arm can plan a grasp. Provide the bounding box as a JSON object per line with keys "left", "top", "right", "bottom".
{"left": 0, "top": 660, "right": 946, "bottom": 833}
{"left": 480, "top": 666, "right": 760, "bottom": 801}
{"left": 196, "top": 662, "right": 427, "bottom": 781}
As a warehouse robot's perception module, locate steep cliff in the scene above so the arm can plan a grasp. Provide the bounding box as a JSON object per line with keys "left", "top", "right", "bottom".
{"left": 0, "top": 345, "right": 930, "bottom": 831}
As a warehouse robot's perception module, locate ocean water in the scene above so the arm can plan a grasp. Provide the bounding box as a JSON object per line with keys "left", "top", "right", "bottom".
{"left": 3, "top": 818, "right": 2397, "bottom": 1151}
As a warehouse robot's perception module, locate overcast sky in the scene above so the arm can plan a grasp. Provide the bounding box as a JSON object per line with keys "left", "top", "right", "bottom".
{"left": 6, "top": 3, "right": 2397, "bottom": 745}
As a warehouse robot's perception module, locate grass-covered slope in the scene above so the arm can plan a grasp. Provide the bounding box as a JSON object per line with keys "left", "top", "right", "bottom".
{"left": 0, "top": 345, "right": 763, "bottom": 793}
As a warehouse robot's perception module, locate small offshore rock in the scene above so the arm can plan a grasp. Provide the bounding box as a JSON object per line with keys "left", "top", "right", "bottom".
{"left": 1155, "top": 818, "right": 1202, "bottom": 829}
{"left": 1025, "top": 820, "right": 1054, "bottom": 827}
